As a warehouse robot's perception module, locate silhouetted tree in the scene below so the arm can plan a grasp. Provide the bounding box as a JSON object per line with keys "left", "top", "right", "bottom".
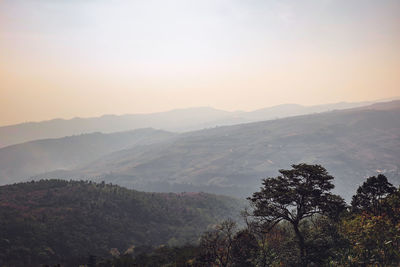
{"left": 248, "top": 163, "right": 346, "bottom": 266}
{"left": 351, "top": 174, "right": 395, "bottom": 215}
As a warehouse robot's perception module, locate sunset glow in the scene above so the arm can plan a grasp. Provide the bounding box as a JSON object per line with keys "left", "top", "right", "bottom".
{"left": 1, "top": 0, "right": 399, "bottom": 125}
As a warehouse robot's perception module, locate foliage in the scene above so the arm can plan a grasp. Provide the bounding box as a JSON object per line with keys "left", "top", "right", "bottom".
{"left": 231, "top": 229, "right": 259, "bottom": 267}
{"left": 340, "top": 213, "right": 400, "bottom": 265}
{"left": 0, "top": 179, "right": 243, "bottom": 267}
{"left": 351, "top": 174, "right": 396, "bottom": 215}
{"left": 101, "top": 168, "right": 400, "bottom": 267}
{"left": 301, "top": 216, "right": 349, "bottom": 266}
{"left": 341, "top": 187, "right": 400, "bottom": 266}
{"left": 96, "top": 245, "right": 199, "bottom": 267}
{"left": 247, "top": 164, "right": 346, "bottom": 266}
{"left": 99, "top": 165, "right": 400, "bottom": 267}
{"left": 1, "top": 165, "right": 400, "bottom": 267}
{"left": 197, "top": 220, "right": 237, "bottom": 267}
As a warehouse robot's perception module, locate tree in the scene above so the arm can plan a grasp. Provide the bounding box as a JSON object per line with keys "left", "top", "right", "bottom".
{"left": 351, "top": 174, "right": 395, "bottom": 215}
{"left": 231, "top": 229, "right": 259, "bottom": 267}
{"left": 248, "top": 163, "right": 345, "bottom": 266}
{"left": 341, "top": 212, "right": 400, "bottom": 266}
{"left": 341, "top": 185, "right": 400, "bottom": 266}
{"left": 198, "top": 220, "right": 237, "bottom": 267}
{"left": 382, "top": 188, "right": 400, "bottom": 225}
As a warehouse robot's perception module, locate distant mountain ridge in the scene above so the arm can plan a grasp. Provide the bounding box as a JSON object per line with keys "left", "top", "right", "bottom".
{"left": 0, "top": 101, "right": 380, "bottom": 148}
{"left": 32, "top": 101, "right": 400, "bottom": 200}
{"left": 0, "top": 128, "right": 175, "bottom": 185}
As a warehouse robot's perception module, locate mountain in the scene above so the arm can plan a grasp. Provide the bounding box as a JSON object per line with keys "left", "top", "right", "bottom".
{"left": 0, "top": 179, "right": 244, "bottom": 267}
{"left": 244, "top": 101, "right": 374, "bottom": 121}
{"left": 0, "top": 101, "right": 376, "bottom": 148}
{"left": 0, "top": 107, "right": 230, "bottom": 148}
{"left": 39, "top": 101, "right": 400, "bottom": 200}
{"left": 0, "top": 128, "right": 175, "bottom": 185}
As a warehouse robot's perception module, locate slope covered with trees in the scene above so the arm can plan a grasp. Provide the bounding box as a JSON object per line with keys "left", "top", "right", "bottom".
{"left": 100, "top": 165, "right": 400, "bottom": 267}
{"left": 1, "top": 165, "right": 399, "bottom": 266}
{"left": 0, "top": 180, "right": 244, "bottom": 266}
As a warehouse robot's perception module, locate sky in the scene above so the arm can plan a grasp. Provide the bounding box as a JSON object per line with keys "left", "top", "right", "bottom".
{"left": 0, "top": 0, "right": 399, "bottom": 126}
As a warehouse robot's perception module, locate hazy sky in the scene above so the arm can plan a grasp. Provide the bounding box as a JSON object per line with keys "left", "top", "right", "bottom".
{"left": 1, "top": 0, "right": 399, "bottom": 125}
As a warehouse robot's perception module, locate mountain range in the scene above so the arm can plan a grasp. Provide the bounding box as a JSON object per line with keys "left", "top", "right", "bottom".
{"left": 0, "top": 129, "right": 175, "bottom": 185}
{"left": 2, "top": 101, "right": 399, "bottom": 201}
{"left": 0, "top": 101, "right": 379, "bottom": 148}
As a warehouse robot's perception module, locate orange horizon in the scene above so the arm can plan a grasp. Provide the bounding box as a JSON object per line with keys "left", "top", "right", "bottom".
{"left": 1, "top": 0, "right": 399, "bottom": 126}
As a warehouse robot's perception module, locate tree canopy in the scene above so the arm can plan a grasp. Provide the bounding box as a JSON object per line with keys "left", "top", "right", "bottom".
{"left": 248, "top": 163, "right": 346, "bottom": 266}
{"left": 1, "top": 166, "right": 399, "bottom": 266}
{"left": 351, "top": 174, "right": 396, "bottom": 215}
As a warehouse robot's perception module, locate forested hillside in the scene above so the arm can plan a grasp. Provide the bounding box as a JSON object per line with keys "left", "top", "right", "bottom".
{"left": 99, "top": 166, "right": 400, "bottom": 267}
{"left": 0, "top": 180, "right": 244, "bottom": 266}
